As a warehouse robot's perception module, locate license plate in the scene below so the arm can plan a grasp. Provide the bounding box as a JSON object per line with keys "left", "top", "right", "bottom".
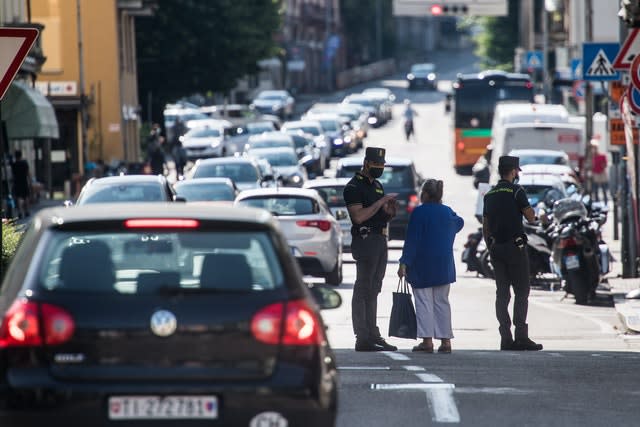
{"left": 564, "top": 255, "right": 580, "bottom": 270}
{"left": 108, "top": 396, "right": 218, "bottom": 420}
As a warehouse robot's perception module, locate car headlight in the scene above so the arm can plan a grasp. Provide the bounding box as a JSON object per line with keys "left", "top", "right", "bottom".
{"left": 210, "top": 140, "right": 221, "bottom": 148}
{"left": 368, "top": 117, "right": 378, "bottom": 124}
{"left": 407, "top": 73, "right": 415, "bottom": 80}
{"left": 271, "top": 105, "right": 281, "bottom": 111}
{"left": 428, "top": 73, "right": 436, "bottom": 80}
{"left": 291, "top": 175, "right": 302, "bottom": 184}
{"left": 333, "top": 138, "right": 343, "bottom": 145}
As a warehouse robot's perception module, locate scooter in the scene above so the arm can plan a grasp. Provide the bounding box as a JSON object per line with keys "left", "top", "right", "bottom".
{"left": 461, "top": 228, "right": 484, "bottom": 275}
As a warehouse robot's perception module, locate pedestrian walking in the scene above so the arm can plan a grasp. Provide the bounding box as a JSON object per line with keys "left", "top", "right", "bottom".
{"left": 343, "top": 147, "right": 399, "bottom": 352}
{"left": 11, "top": 150, "right": 32, "bottom": 219}
{"left": 147, "top": 127, "right": 166, "bottom": 176}
{"left": 172, "top": 140, "right": 187, "bottom": 179}
{"left": 398, "top": 179, "right": 464, "bottom": 353}
{"left": 402, "top": 99, "right": 418, "bottom": 142}
{"left": 483, "top": 155, "right": 543, "bottom": 351}
{"left": 590, "top": 141, "right": 609, "bottom": 204}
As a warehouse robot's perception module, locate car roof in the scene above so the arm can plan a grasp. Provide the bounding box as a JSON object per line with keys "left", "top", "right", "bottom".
{"left": 520, "top": 164, "right": 574, "bottom": 173}
{"left": 249, "top": 131, "right": 292, "bottom": 141}
{"left": 304, "top": 178, "right": 351, "bottom": 188}
{"left": 174, "top": 177, "right": 235, "bottom": 186}
{"left": 35, "top": 203, "right": 275, "bottom": 227}
{"left": 236, "top": 187, "right": 322, "bottom": 199}
{"left": 337, "top": 157, "right": 413, "bottom": 167}
{"left": 248, "top": 146, "right": 296, "bottom": 154}
{"left": 518, "top": 174, "right": 565, "bottom": 186}
{"left": 509, "top": 149, "right": 569, "bottom": 157}
{"left": 363, "top": 87, "right": 392, "bottom": 94}
{"left": 87, "top": 175, "right": 167, "bottom": 186}
{"left": 194, "top": 156, "right": 258, "bottom": 166}
{"left": 282, "top": 120, "right": 322, "bottom": 128}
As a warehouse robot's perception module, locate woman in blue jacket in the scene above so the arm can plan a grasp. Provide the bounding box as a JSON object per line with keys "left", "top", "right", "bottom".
{"left": 398, "top": 179, "right": 464, "bottom": 353}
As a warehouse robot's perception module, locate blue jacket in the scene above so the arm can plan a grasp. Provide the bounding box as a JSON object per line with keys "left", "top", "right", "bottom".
{"left": 399, "top": 203, "right": 464, "bottom": 288}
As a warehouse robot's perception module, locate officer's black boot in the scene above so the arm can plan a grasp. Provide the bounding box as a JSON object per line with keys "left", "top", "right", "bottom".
{"left": 512, "top": 338, "right": 543, "bottom": 351}
{"left": 373, "top": 337, "right": 397, "bottom": 351}
{"left": 500, "top": 338, "right": 515, "bottom": 351}
{"left": 355, "top": 340, "right": 385, "bottom": 352}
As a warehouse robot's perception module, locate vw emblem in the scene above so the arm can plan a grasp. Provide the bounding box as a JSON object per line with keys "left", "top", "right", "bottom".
{"left": 150, "top": 310, "right": 177, "bottom": 337}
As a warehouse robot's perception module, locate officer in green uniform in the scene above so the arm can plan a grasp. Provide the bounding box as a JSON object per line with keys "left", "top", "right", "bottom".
{"left": 483, "top": 155, "right": 543, "bottom": 351}
{"left": 343, "top": 147, "right": 398, "bottom": 352}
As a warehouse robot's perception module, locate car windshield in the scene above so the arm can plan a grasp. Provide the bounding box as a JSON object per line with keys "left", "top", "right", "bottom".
{"left": 519, "top": 155, "right": 568, "bottom": 166}
{"left": 260, "top": 151, "right": 298, "bottom": 166}
{"left": 193, "top": 163, "right": 259, "bottom": 182}
{"left": 238, "top": 196, "right": 315, "bottom": 216}
{"left": 185, "top": 127, "right": 221, "bottom": 138}
{"left": 411, "top": 64, "right": 434, "bottom": 73}
{"left": 249, "top": 139, "right": 292, "bottom": 149}
{"left": 247, "top": 123, "right": 274, "bottom": 134}
{"left": 345, "top": 98, "right": 373, "bottom": 107}
{"left": 174, "top": 183, "right": 235, "bottom": 201}
{"left": 522, "top": 184, "right": 563, "bottom": 205}
{"left": 318, "top": 120, "right": 339, "bottom": 132}
{"left": 291, "top": 135, "right": 310, "bottom": 149}
{"left": 182, "top": 112, "right": 209, "bottom": 121}
{"left": 258, "top": 93, "right": 285, "bottom": 100}
{"left": 37, "top": 231, "right": 283, "bottom": 294}
{"left": 78, "top": 183, "right": 165, "bottom": 204}
{"left": 285, "top": 125, "right": 320, "bottom": 136}
{"left": 312, "top": 186, "right": 346, "bottom": 207}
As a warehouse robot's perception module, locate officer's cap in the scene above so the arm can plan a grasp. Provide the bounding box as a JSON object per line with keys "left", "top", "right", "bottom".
{"left": 365, "top": 147, "right": 386, "bottom": 164}
{"left": 498, "top": 155, "right": 521, "bottom": 171}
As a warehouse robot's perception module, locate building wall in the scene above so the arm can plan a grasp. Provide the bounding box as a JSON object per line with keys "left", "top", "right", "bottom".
{"left": 32, "top": 0, "right": 131, "bottom": 166}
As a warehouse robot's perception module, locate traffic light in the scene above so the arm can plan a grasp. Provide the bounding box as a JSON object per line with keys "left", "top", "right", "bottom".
{"left": 428, "top": 3, "right": 469, "bottom": 16}
{"left": 619, "top": 0, "right": 640, "bottom": 28}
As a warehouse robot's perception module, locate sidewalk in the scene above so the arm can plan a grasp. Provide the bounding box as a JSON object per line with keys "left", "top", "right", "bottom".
{"left": 600, "top": 204, "right": 640, "bottom": 333}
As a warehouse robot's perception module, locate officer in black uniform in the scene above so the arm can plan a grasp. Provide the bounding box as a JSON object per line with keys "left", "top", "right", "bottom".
{"left": 343, "top": 147, "right": 398, "bottom": 352}
{"left": 483, "top": 155, "right": 543, "bottom": 351}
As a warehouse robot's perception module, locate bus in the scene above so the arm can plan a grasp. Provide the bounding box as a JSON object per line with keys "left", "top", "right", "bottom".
{"left": 450, "top": 70, "right": 534, "bottom": 174}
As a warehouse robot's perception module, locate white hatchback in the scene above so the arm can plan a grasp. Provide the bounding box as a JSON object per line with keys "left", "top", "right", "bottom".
{"left": 304, "top": 178, "right": 353, "bottom": 249}
{"left": 235, "top": 188, "right": 343, "bottom": 285}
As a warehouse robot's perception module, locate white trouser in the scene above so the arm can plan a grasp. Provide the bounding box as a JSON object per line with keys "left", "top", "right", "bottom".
{"left": 413, "top": 284, "right": 454, "bottom": 339}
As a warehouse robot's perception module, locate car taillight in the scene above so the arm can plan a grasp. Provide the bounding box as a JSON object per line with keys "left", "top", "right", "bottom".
{"left": 251, "top": 300, "right": 322, "bottom": 346}
{"left": 407, "top": 194, "right": 420, "bottom": 213}
{"left": 296, "top": 220, "right": 331, "bottom": 232}
{"left": 0, "top": 300, "right": 75, "bottom": 348}
{"left": 124, "top": 219, "right": 200, "bottom": 228}
{"left": 457, "top": 141, "right": 465, "bottom": 151}
{"left": 558, "top": 236, "right": 577, "bottom": 249}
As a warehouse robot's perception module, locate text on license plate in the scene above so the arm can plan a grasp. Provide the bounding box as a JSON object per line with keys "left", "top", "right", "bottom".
{"left": 565, "top": 255, "right": 580, "bottom": 270}
{"left": 108, "top": 396, "right": 218, "bottom": 420}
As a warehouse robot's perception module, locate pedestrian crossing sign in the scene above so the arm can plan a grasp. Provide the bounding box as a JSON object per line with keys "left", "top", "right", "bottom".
{"left": 582, "top": 42, "right": 620, "bottom": 81}
{"left": 525, "top": 51, "right": 543, "bottom": 71}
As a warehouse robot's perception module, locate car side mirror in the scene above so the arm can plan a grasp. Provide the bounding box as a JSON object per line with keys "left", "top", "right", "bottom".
{"left": 174, "top": 196, "right": 187, "bottom": 203}
{"left": 308, "top": 284, "right": 342, "bottom": 309}
{"left": 63, "top": 200, "right": 74, "bottom": 208}
{"left": 335, "top": 209, "right": 348, "bottom": 221}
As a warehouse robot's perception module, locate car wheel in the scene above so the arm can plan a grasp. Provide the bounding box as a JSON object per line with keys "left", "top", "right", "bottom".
{"left": 325, "top": 259, "right": 342, "bottom": 286}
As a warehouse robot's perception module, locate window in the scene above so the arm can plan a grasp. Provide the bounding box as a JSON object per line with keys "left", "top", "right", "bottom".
{"left": 38, "top": 231, "right": 284, "bottom": 294}
{"left": 175, "top": 183, "right": 235, "bottom": 202}
{"left": 79, "top": 184, "right": 165, "bottom": 204}
{"left": 313, "top": 186, "right": 345, "bottom": 207}
{"left": 193, "top": 163, "right": 259, "bottom": 182}
{"left": 238, "top": 196, "right": 316, "bottom": 216}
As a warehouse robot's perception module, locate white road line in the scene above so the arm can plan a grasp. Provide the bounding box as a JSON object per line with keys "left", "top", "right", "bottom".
{"left": 454, "top": 387, "right": 532, "bottom": 395}
{"left": 383, "top": 351, "right": 410, "bottom": 361}
{"left": 338, "top": 366, "right": 391, "bottom": 370}
{"left": 415, "top": 373, "right": 444, "bottom": 383}
{"left": 372, "top": 383, "right": 460, "bottom": 423}
{"left": 403, "top": 365, "right": 426, "bottom": 371}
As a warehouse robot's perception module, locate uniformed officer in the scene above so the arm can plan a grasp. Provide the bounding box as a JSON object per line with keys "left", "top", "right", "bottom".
{"left": 343, "top": 147, "right": 398, "bottom": 352}
{"left": 483, "top": 155, "right": 543, "bottom": 351}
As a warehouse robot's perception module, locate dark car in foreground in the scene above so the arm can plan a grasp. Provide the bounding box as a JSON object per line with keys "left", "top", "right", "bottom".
{"left": 72, "top": 175, "right": 182, "bottom": 205}
{"left": 336, "top": 157, "right": 423, "bottom": 240}
{"left": 0, "top": 204, "right": 340, "bottom": 426}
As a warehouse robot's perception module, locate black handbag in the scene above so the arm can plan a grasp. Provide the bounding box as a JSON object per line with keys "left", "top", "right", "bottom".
{"left": 388, "top": 278, "right": 417, "bottom": 339}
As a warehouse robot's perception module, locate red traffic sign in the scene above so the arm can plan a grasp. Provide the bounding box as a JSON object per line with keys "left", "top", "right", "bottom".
{"left": 627, "top": 85, "right": 640, "bottom": 115}
{"left": 632, "top": 54, "right": 640, "bottom": 89}
{"left": 0, "top": 27, "right": 39, "bottom": 100}
{"left": 613, "top": 28, "right": 640, "bottom": 70}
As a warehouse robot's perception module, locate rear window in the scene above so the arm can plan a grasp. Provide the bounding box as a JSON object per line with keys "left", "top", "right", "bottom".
{"left": 238, "top": 196, "right": 316, "bottom": 216}
{"left": 78, "top": 183, "right": 165, "bottom": 204}
{"left": 174, "top": 183, "right": 235, "bottom": 201}
{"left": 38, "top": 231, "right": 283, "bottom": 294}
{"left": 312, "top": 186, "right": 345, "bottom": 207}
{"left": 521, "top": 185, "right": 564, "bottom": 205}
{"left": 519, "top": 155, "right": 568, "bottom": 166}
{"left": 193, "top": 163, "right": 259, "bottom": 182}
{"left": 285, "top": 125, "right": 320, "bottom": 136}
{"left": 249, "top": 139, "right": 292, "bottom": 149}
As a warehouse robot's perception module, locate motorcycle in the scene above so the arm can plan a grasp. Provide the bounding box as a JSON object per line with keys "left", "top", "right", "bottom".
{"left": 549, "top": 198, "right": 609, "bottom": 305}
{"left": 461, "top": 227, "right": 494, "bottom": 278}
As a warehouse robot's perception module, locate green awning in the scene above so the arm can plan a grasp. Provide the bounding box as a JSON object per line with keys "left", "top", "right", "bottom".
{"left": 1, "top": 80, "right": 59, "bottom": 139}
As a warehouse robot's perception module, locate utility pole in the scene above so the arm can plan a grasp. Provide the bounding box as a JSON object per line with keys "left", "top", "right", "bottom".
{"left": 376, "top": 0, "right": 382, "bottom": 61}
{"left": 325, "top": 0, "right": 333, "bottom": 91}
{"left": 542, "top": 3, "right": 549, "bottom": 103}
{"left": 584, "top": 0, "right": 594, "bottom": 193}
{"left": 76, "top": 0, "right": 88, "bottom": 169}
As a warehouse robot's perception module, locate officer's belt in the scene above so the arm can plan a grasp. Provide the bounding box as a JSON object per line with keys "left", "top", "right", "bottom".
{"left": 352, "top": 226, "right": 388, "bottom": 237}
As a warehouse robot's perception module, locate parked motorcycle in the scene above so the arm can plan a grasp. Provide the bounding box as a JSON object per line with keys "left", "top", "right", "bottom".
{"left": 549, "top": 198, "right": 610, "bottom": 305}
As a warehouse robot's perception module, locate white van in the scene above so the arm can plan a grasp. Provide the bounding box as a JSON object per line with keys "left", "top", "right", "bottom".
{"left": 489, "top": 122, "right": 584, "bottom": 184}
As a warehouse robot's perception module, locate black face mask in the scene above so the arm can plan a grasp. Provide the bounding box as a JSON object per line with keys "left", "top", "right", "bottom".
{"left": 369, "top": 166, "right": 384, "bottom": 179}
{"left": 513, "top": 174, "right": 520, "bottom": 185}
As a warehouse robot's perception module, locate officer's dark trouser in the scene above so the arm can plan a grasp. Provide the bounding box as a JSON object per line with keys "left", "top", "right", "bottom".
{"left": 351, "top": 234, "right": 388, "bottom": 342}
{"left": 490, "top": 242, "right": 530, "bottom": 341}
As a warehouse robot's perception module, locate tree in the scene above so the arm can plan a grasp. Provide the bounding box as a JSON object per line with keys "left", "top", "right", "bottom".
{"left": 475, "top": 0, "right": 520, "bottom": 70}
{"left": 136, "top": 0, "right": 281, "bottom": 123}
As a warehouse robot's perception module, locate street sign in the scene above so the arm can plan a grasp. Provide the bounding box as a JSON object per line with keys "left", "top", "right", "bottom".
{"left": 613, "top": 28, "right": 640, "bottom": 70}
{"left": 582, "top": 42, "right": 620, "bottom": 81}
{"left": 627, "top": 85, "right": 640, "bottom": 115}
{"left": 609, "top": 81, "right": 638, "bottom": 146}
{"left": 570, "top": 59, "right": 582, "bottom": 80}
{"left": 572, "top": 80, "right": 586, "bottom": 101}
{"left": 525, "top": 51, "right": 543, "bottom": 71}
{"left": 0, "top": 27, "right": 39, "bottom": 100}
{"left": 631, "top": 54, "right": 640, "bottom": 89}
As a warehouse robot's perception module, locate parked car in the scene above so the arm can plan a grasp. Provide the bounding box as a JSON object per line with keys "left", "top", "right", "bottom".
{"left": 236, "top": 188, "right": 343, "bottom": 285}
{"left": 520, "top": 164, "right": 581, "bottom": 191}
{"left": 518, "top": 173, "right": 568, "bottom": 207}
{"left": 304, "top": 178, "right": 353, "bottom": 249}
{"left": 282, "top": 120, "right": 331, "bottom": 169}
{"left": 0, "top": 203, "right": 341, "bottom": 426}
{"left": 72, "top": 175, "right": 182, "bottom": 205}
{"left": 173, "top": 177, "right": 239, "bottom": 202}
{"left": 335, "top": 157, "right": 423, "bottom": 240}
{"left": 180, "top": 125, "right": 231, "bottom": 160}
{"left": 250, "top": 90, "right": 295, "bottom": 119}
{"left": 188, "top": 157, "right": 271, "bottom": 191}
{"left": 407, "top": 63, "right": 437, "bottom": 90}
{"left": 247, "top": 147, "right": 308, "bottom": 187}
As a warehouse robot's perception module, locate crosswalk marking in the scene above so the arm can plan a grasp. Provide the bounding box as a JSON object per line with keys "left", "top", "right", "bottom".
{"left": 403, "top": 365, "right": 426, "bottom": 371}
{"left": 383, "top": 351, "right": 411, "bottom": 361}
{"left": 415, "top": 373, "right": 444, "bottom": 383}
